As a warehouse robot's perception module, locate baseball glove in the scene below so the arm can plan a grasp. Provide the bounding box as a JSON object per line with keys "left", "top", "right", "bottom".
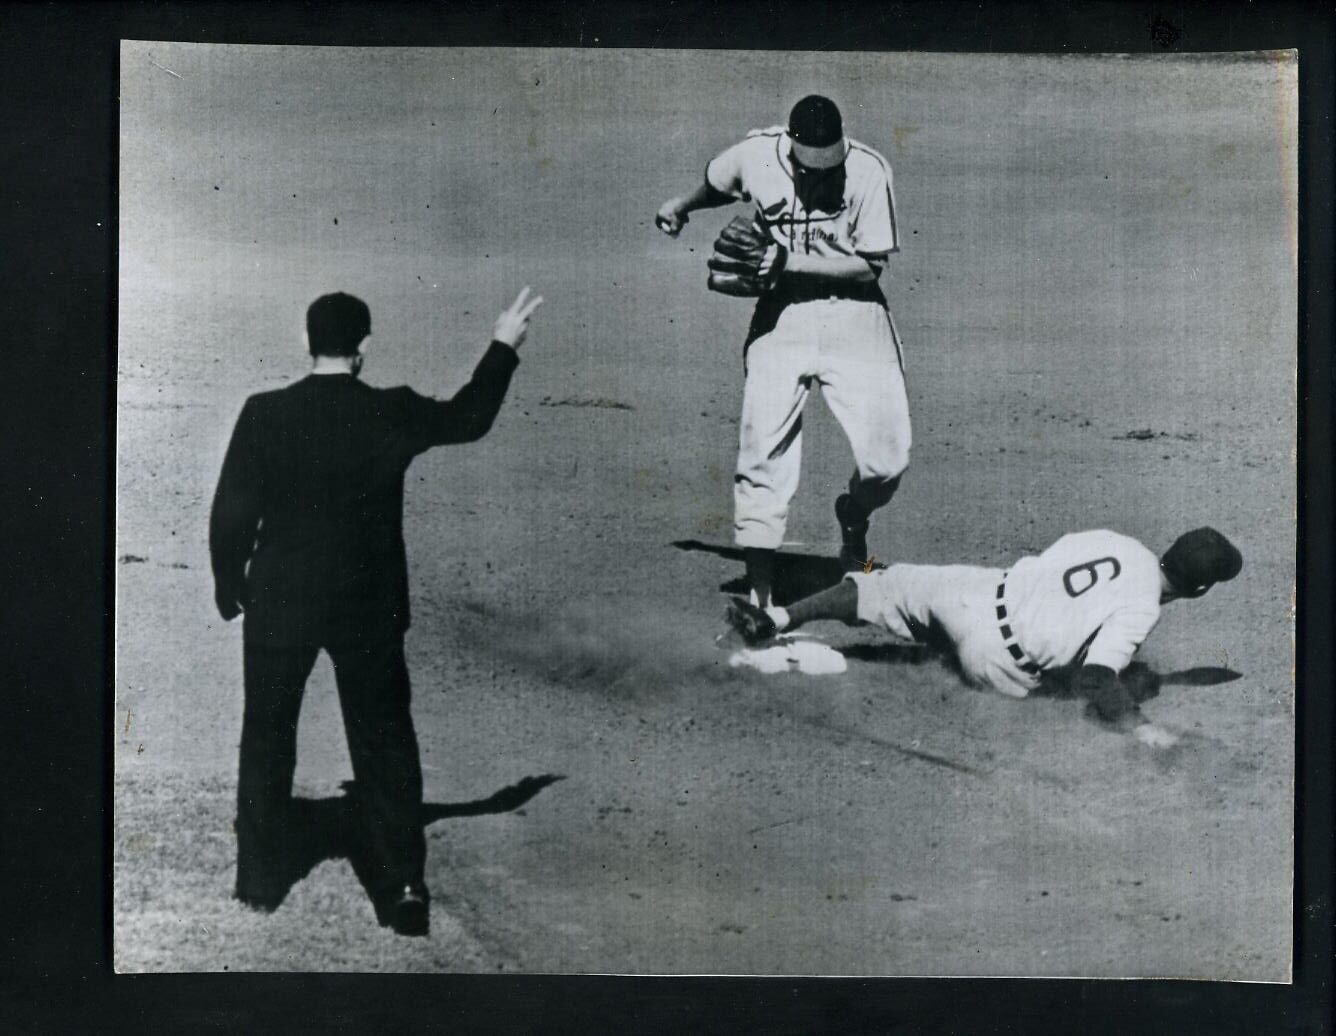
{"left": 707, "top": 215, "right": 787, "bottom": 297}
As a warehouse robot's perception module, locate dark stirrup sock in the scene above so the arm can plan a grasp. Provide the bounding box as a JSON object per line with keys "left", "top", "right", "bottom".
{"left": 784, "top": 577, "right": 861, "bottom": 629}
{"left": 744, "top": 547, "right": 777, "bottom": 608}
{"left": 848, "top": 471, "right": 902, "bottom": 519}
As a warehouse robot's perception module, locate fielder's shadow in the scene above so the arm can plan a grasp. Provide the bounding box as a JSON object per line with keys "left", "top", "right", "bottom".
{"left": 263, "top": 774, "right": 565, "bottom": 910}
{"left": 671, "top": 539, "right": 850, "bottom": 605}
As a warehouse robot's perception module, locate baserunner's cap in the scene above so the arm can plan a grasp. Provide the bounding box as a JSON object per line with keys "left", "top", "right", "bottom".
{"left": 788, "top": 95, "right": 847, "bottom": 170}
{"left": 1160, "top": 527, "right": 1243, "bottom": 598}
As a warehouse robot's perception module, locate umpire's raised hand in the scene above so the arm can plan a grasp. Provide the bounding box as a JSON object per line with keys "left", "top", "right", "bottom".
{"left": 492, "top": 286, "right": 544, "bottom": 349}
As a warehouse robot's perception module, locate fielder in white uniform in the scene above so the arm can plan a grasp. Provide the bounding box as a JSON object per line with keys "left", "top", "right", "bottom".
{"left": 656, "top": 95, "right": 910, "bottom": 607}
{"left": 726, "top": 527, "right": 1243, "bottom": 733}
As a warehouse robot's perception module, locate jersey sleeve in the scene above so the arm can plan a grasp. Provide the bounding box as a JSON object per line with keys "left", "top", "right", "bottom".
{"left": 209, "top": 397, "right": 264, "bottom": 610}
{"left": 850, "top": 158, "right": 900, "bottom": 257}
{"left": 1082, "top": 602, "right": 1162, "bottom": 672}
{"left": 396, "top": 342, "right": 520, "bottom": 454}
{"left": 704, "top": 139, "right": 752, "bottom": 201}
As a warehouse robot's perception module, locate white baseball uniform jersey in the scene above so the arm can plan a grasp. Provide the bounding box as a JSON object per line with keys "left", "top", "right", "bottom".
{"left": 849, "top": 530, "right": 1164, "bottom": 698}
{"left": 706, "top": 126, "right": 900, "bottom": 259}
{"left": 1003, "top": 530, "right": 1163, "bottom": 673}
{"left": 707, "top": 128, "right": 910, "bottom": 551}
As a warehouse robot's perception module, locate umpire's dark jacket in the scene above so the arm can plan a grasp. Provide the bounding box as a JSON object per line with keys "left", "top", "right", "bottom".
{"left": 209, "top": 342, "right": 519, "bottom": 646}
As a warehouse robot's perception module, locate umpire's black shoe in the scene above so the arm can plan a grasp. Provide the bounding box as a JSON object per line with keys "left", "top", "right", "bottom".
{"left": 835, "top": 494, "right": 870, "bottom": 571}
{"left": 376, "top": 884, "right": 430, "bottom": 937}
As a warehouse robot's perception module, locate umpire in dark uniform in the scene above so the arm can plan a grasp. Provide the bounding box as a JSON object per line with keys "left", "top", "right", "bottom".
{"left": 209, "top": 286, "right": 542, "bottom": 936}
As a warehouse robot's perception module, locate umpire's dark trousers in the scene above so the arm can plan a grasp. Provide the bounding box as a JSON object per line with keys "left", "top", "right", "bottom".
{"left": 235, "top": 635, "right": 426, "bottom": 901}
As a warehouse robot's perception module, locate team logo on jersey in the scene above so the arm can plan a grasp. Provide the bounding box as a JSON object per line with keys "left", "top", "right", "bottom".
{"left": 757, "top": 196, "right": 848, "bottom": 243}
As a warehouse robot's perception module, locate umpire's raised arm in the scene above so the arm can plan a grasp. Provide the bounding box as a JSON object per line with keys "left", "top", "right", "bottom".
{"left": 402, "top": 287, "right": 543, "bottom": 452}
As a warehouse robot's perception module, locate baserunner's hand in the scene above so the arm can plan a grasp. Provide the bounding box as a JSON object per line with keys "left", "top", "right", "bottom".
{"left": 492, "top": 286, "right": 543, "bottom": 349}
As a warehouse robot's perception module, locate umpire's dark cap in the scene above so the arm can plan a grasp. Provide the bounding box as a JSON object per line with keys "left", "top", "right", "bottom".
{"left": 307, "top": 292, "right": 371, "bottom": 357}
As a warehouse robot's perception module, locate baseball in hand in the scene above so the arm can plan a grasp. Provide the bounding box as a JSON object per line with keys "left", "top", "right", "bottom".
{"left": 655, "top": 199, "right": 688, "bottom": 237}
{"left": 492, "top": 286, "right": 543, "bottom": 349}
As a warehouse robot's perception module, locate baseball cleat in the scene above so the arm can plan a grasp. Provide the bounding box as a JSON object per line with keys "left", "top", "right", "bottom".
{"left": 726, "top": 595, "right": 779, "bottom": 646}
{"left": 835, "top": 494, "right": 870, "bottom": 572}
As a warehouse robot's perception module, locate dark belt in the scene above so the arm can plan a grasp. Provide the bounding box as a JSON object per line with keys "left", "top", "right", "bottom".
{"left": 745, "top": 282, "right": 890, "bottom": 349}
{"left": 767, "top": 280, "right": 887, "bottom": 306}
{"left": 995, "top": 579, "right": 1042, "bottom": 677}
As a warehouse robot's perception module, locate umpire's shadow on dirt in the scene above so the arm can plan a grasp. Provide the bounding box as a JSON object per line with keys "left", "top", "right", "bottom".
{"left": 271, "top": 774, "right": 565, "bottom": 909}
{"left": 672, "top": 539, "right": 849, "bottom": 605}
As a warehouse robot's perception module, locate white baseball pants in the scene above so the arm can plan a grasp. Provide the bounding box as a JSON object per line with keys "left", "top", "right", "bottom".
{"left": 847, "top": 563, "right": 1041, "bottom": 698}
{"left": 733, "top": 298, "right": 910, "bottom": 550}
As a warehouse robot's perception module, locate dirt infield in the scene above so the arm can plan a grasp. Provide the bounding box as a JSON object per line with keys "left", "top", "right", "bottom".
{"left": 116, "top": 45, "right": 1295, "bottom": 976}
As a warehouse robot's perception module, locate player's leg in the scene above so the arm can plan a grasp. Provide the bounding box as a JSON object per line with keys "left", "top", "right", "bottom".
{"left": 236, "top": 640, "right": 320, "bottom": 908}
{"left": 726, "top": 575, "right": 859, "bottom": 645}
{"left": 734, "top": 321, "right": 815, "bottom": 607}
{"left": 849, "top": 562, "right": 1016, "bottom": 682}
{"left": 784, "top": 575, "right": 861, "bottom": 627}
{"left": 328, "top": 636, "right": 428, "bottom": 934}
{"left": 818, "top": 302, "right": 911, "bottom": 568}
{"left": 731, "top": 560, "right": 1043, "bottom": 699}
{"left": 756, "top": 563, "right": 938, "bottom": 641}
{"left": 848, "top": 562, "right": 1034, "bottom": 696}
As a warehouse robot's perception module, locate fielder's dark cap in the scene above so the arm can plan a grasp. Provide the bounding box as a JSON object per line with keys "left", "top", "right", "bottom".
{"left": 1160, "top": 527, "right": 1243, "bottom": 597}
{"left": 788, "top": 95, "right": 846, "bottom": 169}
{"left": 307, "top": 292, "right": 371, "bottom": 357}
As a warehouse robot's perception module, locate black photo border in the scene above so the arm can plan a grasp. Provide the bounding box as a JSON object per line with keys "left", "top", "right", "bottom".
{"left": 1, "top": 1, "right": 1329, "bottom": 1031}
